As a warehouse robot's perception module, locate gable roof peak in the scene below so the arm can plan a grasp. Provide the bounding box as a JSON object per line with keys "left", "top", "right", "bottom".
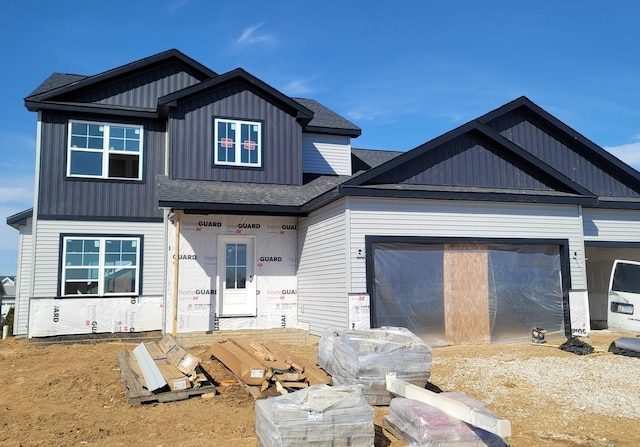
{"left": 27, "top": 48, "right": 218, "bottom": 102}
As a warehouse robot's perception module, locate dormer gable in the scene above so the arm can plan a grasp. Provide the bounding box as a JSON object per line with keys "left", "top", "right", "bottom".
{"left": 158, "top": 68, "right": 313, "bottom": 123}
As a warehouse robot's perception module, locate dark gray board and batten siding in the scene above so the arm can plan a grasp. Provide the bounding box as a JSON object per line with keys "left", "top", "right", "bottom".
{"left": 371, "top": 132, "right": 558, "bottom": 191}
{"left": 63, "top": 61, "right": 209, "bottom": 109}
{"left": 487, "top": 109, "right": 640, "bottom": 198}
{"left": 168, "top": 81, "right": 303, "bottom": 186}
{"left": 37, "top": 111, "right": 165, "bottom": 221}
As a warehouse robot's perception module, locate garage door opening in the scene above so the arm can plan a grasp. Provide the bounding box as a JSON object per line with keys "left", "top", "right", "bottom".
{"left": 585, "top": 244, "right": 640, "bottom": 329}
{"left": 367, "top": 238, "right": 570, "bottom": 346}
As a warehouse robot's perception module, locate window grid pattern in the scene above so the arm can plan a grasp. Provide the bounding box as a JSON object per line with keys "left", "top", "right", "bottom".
{"left": 68, "top": 120, "right": 143, "bottom": 180}
{"left": 62, "top": 237, "right": 140, "bottom": 297}
{"left": 225, "top": 243, "right": 247, "bottom": 289}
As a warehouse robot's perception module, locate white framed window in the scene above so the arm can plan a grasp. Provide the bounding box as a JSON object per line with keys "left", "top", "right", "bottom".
{"left": 214, "top": 118, "right": 262, "bottom": 167}
{"left": 67, "top": 120, "right": 143, "bottom": 180}
{"left": 61, "top": 236, "right": 141, "bottom": 296}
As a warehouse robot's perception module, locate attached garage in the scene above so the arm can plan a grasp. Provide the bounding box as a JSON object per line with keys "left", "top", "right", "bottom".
{"left": 298, "top": 97, "right": 640, "bottom": 345}
{"left": 368, "top": 238, "right": 569, "bottom": 346}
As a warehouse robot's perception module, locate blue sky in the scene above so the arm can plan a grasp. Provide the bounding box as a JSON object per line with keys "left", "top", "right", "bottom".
{"left": 1, "top": 0, "right": 640, "bottom": 275}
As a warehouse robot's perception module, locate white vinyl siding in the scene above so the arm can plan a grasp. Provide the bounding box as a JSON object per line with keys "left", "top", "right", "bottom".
{"left": 302, "top": 133, "right": 352, "bottom": 175}
{"left": 297, "top": 200, "right": 349, "bottom": 334}
{"left": 348, "top": 198, "right": 586, "bottom": 291}
{"left": 13, "top": 218, "right": 32, "bottom": 336}
{"left": 582, "top": 208, "right": 640, "bottom": 242}
{"left": 32, "top": 220, "right": 165, "bottom": 298}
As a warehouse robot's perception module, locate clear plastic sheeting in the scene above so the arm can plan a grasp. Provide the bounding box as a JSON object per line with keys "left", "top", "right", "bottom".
{"left": 487, "top": 245, "right": 564, "bottom": 343}
{"left": 384, "top": 396, "right": 507, "bottom": 447}
{"left": 372, "top": 243, "right": 565, "bottom": 346}
{"left": 254, "top": 384, "right": 375, "bottom": 447}
{"left": 372, "top": 245, "right": 445, "bottom": 344}
{"left": 317, "top": 327, "right": 433, "bottom": 405}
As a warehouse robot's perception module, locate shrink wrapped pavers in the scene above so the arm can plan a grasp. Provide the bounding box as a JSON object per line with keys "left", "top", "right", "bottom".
{"left": 255, "top": 384, "right": 375, "bottom": 447}
{"left": 318, "top": 327, "right": 432, "bottom": 405}
{"left": 317, "top": 327, "right": 342, "bottom": 377}
{"left": 384, "top": 395, "right": 507, "bottom": 447}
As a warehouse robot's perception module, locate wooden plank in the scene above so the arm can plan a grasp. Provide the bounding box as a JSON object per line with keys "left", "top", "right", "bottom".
{"left": 262, "top": 340, "right": 331, "bottom": 385}
{"left": 385, "top": 373, "right": 511, "bottom": 438}
{"left": 261, "top": 340, "right": 305, "bottom": 372}
{"left": 301, "top": 363, "right": 331, "bottom": 386}
{"left": 230, "top": 338, "right": 291, "bottom": 372}
{"left": 443, "top": 244, "right": 491, "bottom": 345}
{"left": 272, "top": 372, "right": 305, "bottom": 382}
{"left": 210, "top": 340, "right": 267, "bottom": 386}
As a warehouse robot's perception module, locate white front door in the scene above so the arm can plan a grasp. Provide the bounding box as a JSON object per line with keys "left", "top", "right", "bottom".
{"left": 218, "top": 236, "right": 256, "bottom": 316}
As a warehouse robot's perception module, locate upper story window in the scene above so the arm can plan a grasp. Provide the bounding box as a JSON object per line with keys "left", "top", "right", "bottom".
{"left": 61, "top": 236, "right": 141, "bottom": 297}
{"left": 67, "top": 120, "right": 143, "bottom": 180}
{"left": 214, "top": 118, "right": 262, "bottom": 168}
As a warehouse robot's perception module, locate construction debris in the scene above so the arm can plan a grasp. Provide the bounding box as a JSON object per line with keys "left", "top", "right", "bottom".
{"left": 318, "top": 327, "right": 433, "bottom": 405}
{"left": 385, "top": 373, "right": 511, "bottom": 439}
{"left": 119, "top": 335, "right": 215, "bottom": 405}
{"left": 254, "top": 384, "right": 375, "bottom": 447}
{"left": 559, "top": 337, "right": 595, "bottom": 355}
{"left": 210, "top": 338, "right": 331, "bottom": 397}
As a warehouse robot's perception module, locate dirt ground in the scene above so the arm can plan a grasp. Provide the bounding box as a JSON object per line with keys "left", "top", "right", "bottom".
{"left": 0, "top": 330, "right": 638, "bottom": 447}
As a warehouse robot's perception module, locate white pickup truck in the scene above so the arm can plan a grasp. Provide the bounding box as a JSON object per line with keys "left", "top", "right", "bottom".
{"left": 608, "top": 260, "right": 640, "bottom": 332}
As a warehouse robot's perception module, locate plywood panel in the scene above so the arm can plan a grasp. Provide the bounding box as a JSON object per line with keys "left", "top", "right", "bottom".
{"left": 443, "top": 244, "right": 490, "bottom": 344}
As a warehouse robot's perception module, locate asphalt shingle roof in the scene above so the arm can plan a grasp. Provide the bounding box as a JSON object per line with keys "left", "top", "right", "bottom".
{"left": 156, "top": 174, "right": 350, "bottom": 210}
{"left": 294, "top": 98, "right": 361, "bottom": 136}
{"left": 352, "top": 148, "right": 402, "bottom": 170}
{"left": 26, "top": 73, "right": 87, "bottom": 98}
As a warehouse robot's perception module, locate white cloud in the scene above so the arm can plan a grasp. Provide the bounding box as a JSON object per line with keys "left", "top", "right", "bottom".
{"left": 345, "top": 106, "right": 385, "bottom": 122}
{"left": 0, "top": 186, "right": 33, "bottom": 204}
{"left": 605, "top": 140, "right": 640, "bottom": 170}
{"left": 282, "top": 78, "right": 314, "bottom": 96}
{"left": 167, "top": 0, "right": 191, "bottom": 14}
{"left": 236, "top": 23, "right": 277, "bottom": 46}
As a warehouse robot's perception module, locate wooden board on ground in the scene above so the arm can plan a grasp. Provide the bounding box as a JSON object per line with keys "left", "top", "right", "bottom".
{"left": 118, "top": 351, "right": 216, "bottom": 406}
{"left": 210, "top": 338, "right": 331, "bottom": 398}
{"left": 386, "top": 373, "right": 511, "bottom": 438}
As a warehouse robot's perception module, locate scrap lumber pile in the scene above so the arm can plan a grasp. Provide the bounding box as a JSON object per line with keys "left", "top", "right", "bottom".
{"left": 254, "top": 384, "right": 375, "bottom": 447}
{"left": 119, "top": 335, "right": 216, "bottom": 405}
{"left": 210, "top": 338, "right": 331, "bottom": 397}
{"left": 384, "top": 374, "right": 510, "bottom": 446}
{"left": 318, "top": 326, "right": 433, "bottom": 405}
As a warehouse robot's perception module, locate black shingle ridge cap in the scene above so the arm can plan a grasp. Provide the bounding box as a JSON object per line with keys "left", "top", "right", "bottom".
{"left": 26, "top": 49, "right": 217, "bottom": 102}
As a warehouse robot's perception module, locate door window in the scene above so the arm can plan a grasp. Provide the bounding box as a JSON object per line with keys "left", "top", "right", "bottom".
{"left": 225, "top": 243, "right": 247, "bottom": 289}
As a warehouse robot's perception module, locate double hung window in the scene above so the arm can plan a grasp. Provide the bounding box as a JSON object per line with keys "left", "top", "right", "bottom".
{"left": 214, "top": 118, "right": 262, "bottom": 167}
{"left": 61, "top": 236, "right": 141, "bottom": 296}
{"left": 67, "top": 120, "right": 143, "bottom": 179}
